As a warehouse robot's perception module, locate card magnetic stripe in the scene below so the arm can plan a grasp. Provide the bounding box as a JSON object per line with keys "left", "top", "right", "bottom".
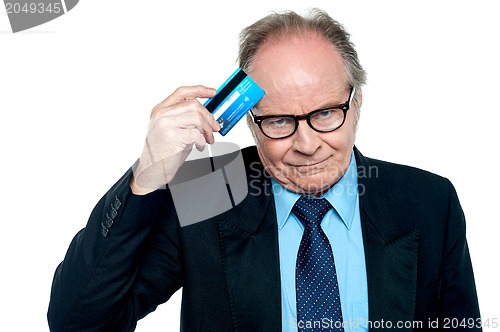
{"left": 205, "top": 69, "right": 248, "bottom": 113}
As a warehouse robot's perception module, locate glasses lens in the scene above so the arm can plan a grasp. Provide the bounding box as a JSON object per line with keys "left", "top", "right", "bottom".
{"left": 310, "top": 109, "right": 345, "bottom": 131}
{"left": 261, "top": 116, "right": 296, "bottom": 138}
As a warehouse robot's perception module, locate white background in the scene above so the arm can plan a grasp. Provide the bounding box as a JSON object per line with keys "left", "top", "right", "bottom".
{"left": 1, "top": 1, "right": 499, "bottom": 331}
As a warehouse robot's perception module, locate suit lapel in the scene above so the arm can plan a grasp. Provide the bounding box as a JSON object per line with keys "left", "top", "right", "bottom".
{"left": 355, "top": 147, "right": 418, "bottom": 330}
{"left": 218, "top": 150, "right": 281, "bottom": 332}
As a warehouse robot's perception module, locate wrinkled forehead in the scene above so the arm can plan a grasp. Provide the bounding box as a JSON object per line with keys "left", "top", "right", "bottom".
{"left": 248, "top": 34, "right": 349, "bottom": 111}
{"left": 250, "top": 33, "right": 346, "bottom": 83}
{"left": 250, "top": 31, "right": 344, "bottom": 71}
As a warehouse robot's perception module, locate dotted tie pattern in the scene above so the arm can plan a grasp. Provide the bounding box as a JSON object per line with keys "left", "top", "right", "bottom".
{"left": 293, "top": 196, "right": 344, "bottom": 331}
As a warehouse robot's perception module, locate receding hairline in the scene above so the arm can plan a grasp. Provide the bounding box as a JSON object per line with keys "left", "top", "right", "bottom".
{"left": 247, "top": 30, "right": 346, "bottom": 77}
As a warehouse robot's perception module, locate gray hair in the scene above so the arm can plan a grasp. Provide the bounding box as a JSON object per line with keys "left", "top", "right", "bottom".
{"left": 239, "top": 8, "right": 366, "bottom": 129}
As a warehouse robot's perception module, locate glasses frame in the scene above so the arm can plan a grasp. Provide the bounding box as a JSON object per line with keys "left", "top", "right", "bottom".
{"left": 250, "top": 87, "right": 356, "bottom": 139}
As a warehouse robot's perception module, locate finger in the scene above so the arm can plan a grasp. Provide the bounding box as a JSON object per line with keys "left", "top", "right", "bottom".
{"left": 203, "top": 107, "right": 221, "bottom": 133}
{"left": 156, "top": 101, "right": 219, "bottom": 143}
{"left": 192, "top": 104, "right": 220, "bottom": 143}
{"left": 158, "top": 85, "right": 217, "bottom": 108}
{"left": 195, "top": 106, "right": 221, "bottom": 143}
{"left": 194, "top": 134, "right": 206, "bottom": 152}
{"left": 152, "top": 93, "right": 215, "bottom": 121}
{"left": 183, "top": 100, "right": 221, "bottom": 136}
{"left": 202, "top": 112, "right": 219, "bottom": 143}
{"left": 182, "top": 129, "right": 206, "bottom": 152}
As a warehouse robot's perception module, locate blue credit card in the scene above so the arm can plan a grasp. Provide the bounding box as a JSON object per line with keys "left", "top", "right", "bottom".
{"left": 204, "top": 68, "right": 265, "bottom": 136}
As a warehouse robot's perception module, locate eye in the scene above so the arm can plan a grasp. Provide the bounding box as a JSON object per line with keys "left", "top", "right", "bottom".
{"left": 271, "top": 118, "right": 287, "bottom": 126}
{"left": 318, "top": 110, "right": 334, "bottom": 118}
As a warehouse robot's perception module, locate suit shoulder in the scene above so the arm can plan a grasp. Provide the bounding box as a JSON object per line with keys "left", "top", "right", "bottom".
{"left": 241, "top": 145, "right": 259, "bottom": 162}
{"left": 241, "top": 145, "right": 264, "bottom": 174}
{"left": 360, "top": 155, "right": 452, "bottom": 196}
{"left": 358, "top": 154, "right": 460, "bottom": 228}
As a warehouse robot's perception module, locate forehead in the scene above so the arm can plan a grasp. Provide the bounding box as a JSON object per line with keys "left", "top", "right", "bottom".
{"left": 249, "top": 33, "right": 348, "bottom": 111}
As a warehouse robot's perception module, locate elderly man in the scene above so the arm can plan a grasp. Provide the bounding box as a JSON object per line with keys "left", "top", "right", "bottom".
{"left": 48, "top": 9, "right": 480, "bottom": 332}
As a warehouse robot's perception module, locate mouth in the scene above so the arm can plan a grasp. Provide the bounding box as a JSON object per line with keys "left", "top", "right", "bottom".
{"left": 292, "top": 158, "right": 328, "bottom": 173}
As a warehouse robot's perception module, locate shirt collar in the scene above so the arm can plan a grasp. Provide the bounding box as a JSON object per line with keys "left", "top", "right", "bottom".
{"left": 272, "top": 150, "right": 358, "bottom": 230}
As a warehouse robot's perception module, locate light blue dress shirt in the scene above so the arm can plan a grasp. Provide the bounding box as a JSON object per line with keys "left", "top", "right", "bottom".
{"left": 272, "top": 151, "right": 368, "bottom": 331}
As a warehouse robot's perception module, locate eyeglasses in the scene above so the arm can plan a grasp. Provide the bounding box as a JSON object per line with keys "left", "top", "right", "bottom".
{"left": 250, "top": 87, "right": 355, "bottom": 139}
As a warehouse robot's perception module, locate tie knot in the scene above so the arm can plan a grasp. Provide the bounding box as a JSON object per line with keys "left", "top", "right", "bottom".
{"left": 292, "top": 196, "right": 332, "bottom": 227}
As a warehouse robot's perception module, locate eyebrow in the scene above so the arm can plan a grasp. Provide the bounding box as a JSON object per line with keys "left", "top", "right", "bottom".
{"left": 313, "top": 100, "right": 346, "bottom": 111}
{"left": 256, "top": 100, "right": 346, "bottom": 117}
{"left": 253, "top": 88, "right": 353, "bottom": 116}
{"left": 312, "top": 90, "right": 352, "bottom": 110}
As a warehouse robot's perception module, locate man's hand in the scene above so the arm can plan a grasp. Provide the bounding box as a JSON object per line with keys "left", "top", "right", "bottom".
{"left": 130, "top": 85, "right": 220, "bottom": 195}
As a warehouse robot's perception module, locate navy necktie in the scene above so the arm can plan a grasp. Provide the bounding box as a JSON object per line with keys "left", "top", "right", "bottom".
{"left": 293, "top": 196, "right": 344, "bottom": 331}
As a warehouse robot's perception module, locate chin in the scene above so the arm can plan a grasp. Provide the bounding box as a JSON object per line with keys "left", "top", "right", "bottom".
{"left": 294, "top": 178, "right": 336, "bottom": 197}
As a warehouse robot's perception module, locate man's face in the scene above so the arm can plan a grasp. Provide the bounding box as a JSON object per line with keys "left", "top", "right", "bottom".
{"left": 248, "top": 34, "right": 358, "bottom": 197}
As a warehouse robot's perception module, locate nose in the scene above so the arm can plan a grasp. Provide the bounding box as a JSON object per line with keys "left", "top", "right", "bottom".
{"left": 291, "top": 119, "right": 322, "bottom": 155}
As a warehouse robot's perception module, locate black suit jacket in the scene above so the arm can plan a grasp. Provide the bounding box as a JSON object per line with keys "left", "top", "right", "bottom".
{"left": 48, "top": 146, "right": 481, "bottom": 331}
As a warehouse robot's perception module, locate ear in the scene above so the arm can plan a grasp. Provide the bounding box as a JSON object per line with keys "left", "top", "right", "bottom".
{"left": 355, "top": 92, "right": 363, "bottom": 121}
{"left": 354, "top": 92, "right": 363, "bottom": 131}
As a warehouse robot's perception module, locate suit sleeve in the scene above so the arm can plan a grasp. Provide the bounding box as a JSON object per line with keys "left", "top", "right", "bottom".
{"left": 439, "top": 179, "right": 481, "bottom": 330}
{"left": 47, "top": 167, "right": 183, "bottom": 331}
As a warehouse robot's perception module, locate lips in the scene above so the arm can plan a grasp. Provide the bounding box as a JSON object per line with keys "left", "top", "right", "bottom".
{"left": 292, "top": 159, "right": 328, "bottom": 173}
